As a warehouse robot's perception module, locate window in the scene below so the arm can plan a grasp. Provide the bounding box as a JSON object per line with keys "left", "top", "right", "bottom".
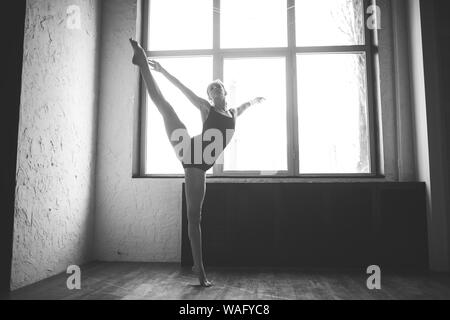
{"left": 142, "top": 0, "right": 377, "bottom": 176}
{"left": 223, "top": 57, "right": 288, "bottom": 173}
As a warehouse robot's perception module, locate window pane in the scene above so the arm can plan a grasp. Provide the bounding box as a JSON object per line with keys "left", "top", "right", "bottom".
{"left": 221, "top": 0, "right": 288, "bottom": 48}
{"left": 149, "top": 0, "right": 212, "bottom": 50}
{"left": 295, "top": 0, "right": 365, "bottom": 46}
{"left": 146, "top": 57, "right": 213, "bottom": 174}
{"left": 297, "top": 53, "right": 370, "bottom": 174}
{"left": 223, "top": 57, "right": 287, "bottom": 172}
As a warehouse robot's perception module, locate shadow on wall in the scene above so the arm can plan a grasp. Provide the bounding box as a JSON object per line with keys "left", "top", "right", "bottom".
{"left": 0, "top": 0, "right": 27, "bottom": 294}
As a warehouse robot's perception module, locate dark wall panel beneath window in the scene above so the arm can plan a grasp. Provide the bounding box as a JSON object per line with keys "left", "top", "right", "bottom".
{"left": 182, "top": 183, "right": 428, "bottom": 270}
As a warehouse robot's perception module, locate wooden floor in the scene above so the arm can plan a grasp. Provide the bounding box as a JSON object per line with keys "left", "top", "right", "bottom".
{"left": 6, "top": 262, "right": 450, "bottom": 300}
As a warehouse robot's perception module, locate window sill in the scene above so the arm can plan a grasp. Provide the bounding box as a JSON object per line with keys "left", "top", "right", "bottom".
{"left": 132, "top": 174, "right": 393, "bottom": 183}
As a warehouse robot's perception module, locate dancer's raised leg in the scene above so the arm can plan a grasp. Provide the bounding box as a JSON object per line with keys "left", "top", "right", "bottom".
{"left": 130, "top": 39, "right": 188, "bottom": 148}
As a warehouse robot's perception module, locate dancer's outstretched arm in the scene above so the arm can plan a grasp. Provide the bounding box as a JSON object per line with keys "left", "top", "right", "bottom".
{"left": 148, "top": 59, "right": 210, "bottom": 112}
{"left": 235, "top": 97, "right": 266, "bottom": 117}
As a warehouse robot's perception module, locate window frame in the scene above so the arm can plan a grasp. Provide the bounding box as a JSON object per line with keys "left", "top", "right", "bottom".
{"left": 139, "top": 0, "right": 380, "bottom": 178}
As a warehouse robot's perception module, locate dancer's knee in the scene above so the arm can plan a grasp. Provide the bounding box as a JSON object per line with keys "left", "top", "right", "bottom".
{"left": 187, "top": 208, "right": 202, "bottom": 225}
{"left": 187, "top": 214, "right": 201, "bottom": 241}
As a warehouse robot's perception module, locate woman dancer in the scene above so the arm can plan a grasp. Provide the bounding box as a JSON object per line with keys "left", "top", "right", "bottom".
{"left": 130, "top": 39, "right": 265, "bottom": 287}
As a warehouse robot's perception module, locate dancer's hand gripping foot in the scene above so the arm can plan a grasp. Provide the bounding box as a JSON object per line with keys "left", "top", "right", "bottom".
{"left": 129, "top": 38, "right": 148, "bottom": 66}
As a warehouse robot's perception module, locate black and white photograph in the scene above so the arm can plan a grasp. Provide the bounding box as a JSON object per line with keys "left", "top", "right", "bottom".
{"left": 1, "top": 0, "right": 450, "bottom": 308}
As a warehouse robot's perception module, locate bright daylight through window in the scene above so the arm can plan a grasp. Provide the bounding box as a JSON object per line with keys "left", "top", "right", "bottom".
{"left": 144, "top": 0, "right": 375, "bottom": 176}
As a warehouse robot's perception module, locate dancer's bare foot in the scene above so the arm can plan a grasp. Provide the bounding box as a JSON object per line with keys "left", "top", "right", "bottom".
{"left": 129, "top": 38, "right": 147, "bottom": 66}
{"left": 192, "top": 266, "right": 214, "bottom": 287}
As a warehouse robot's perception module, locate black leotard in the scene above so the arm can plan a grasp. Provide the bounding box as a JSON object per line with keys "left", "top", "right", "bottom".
{"left": 182, "top": 107, "right": 236, "bottom": 172}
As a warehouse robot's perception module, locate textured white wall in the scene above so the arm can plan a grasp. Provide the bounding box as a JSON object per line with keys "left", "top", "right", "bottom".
{"left": 94, "top": 0, "right": 182, "bottom": 262}
{"left": 11, "top": 0, "right": 102, "bottom": 290}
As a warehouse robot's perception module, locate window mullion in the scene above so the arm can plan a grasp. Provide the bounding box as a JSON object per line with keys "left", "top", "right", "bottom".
{"left": 140, "top": 0, "right": 151, "bottom": 176}
{"left": 213, "top": 0, "right": 220, "bottom": 52}
{"left": 213, "top": 53, "right": 224, "bottom": 176}
{"left": 287, "top": 0, "right": 299, "bottom": 176}
{"left": 364, "top": 0, "right": 380, "bottom": 175}
{"left": 213, "top": 0, "right": 224, "bottom": 176}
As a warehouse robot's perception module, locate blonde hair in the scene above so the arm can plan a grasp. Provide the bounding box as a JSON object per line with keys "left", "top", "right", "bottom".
{"left": 206, "top": 79, "right": 227, "bottom": 100}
